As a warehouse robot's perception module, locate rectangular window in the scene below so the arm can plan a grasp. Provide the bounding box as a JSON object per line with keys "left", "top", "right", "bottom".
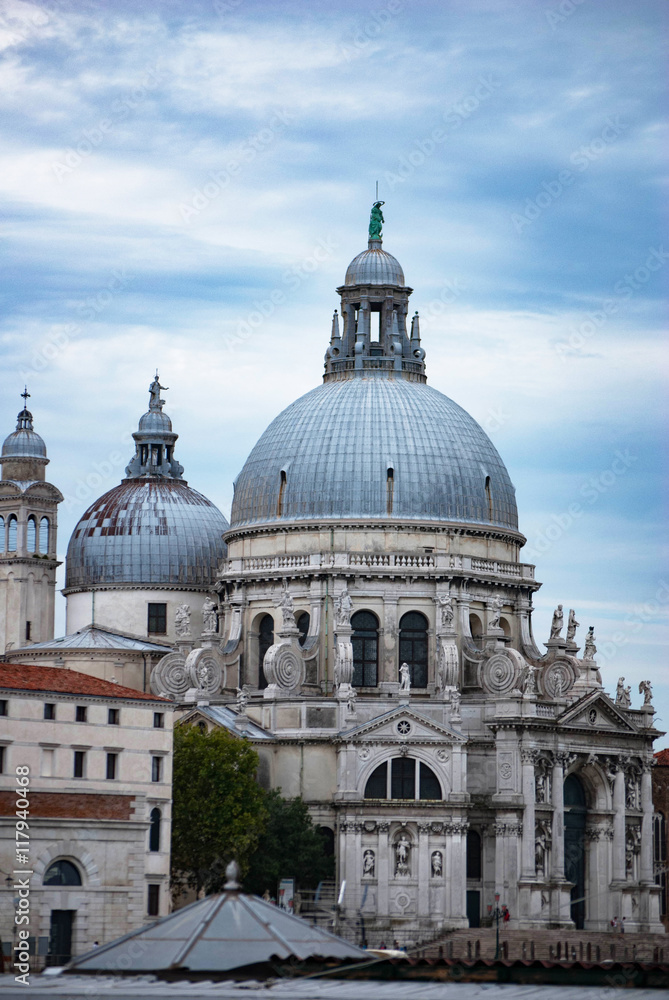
{"left": 147, "top": 884, "right": 160, "bottom": 917}
{"left": 153, "top": 712, "right": 164, "bottom": 729}
{"left": 108, "top": 708, "right": 120, "bottom": 725}
{"left": 44, "top": 703, "right": 56, "bottom": 720}
{"left": 391, "top": 757, "right": 415, "bottom": 800}
{"left": 147, "top": 603, "right": 167, "bottom": 635}
{"left": 75, "top": 706, "right": 87, "bottom": 723}
{"left": 73, "top": 751, "right": 86, "bottom": 778}
{"left": 106, "top": 753, "right": 117, "bottom": 780}
{"left": 151, "top": 756, "right": 162, "bottom": 782}
{"left": 0, "top": 700, "right": 7, "bottom": 717}
{"left": 41, "top": 748, "right": 54, "bottom": 777}
{"left": 0, "top": 746, "right": 5, "bottom": 773}
{"left": 25, "top": 621, "right": 31, "bottom": 641}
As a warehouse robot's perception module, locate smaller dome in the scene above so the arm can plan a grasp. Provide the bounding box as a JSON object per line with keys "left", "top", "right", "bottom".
{"left": 2, "top": 409, "right": 47, "bottom": 460}
{"left": 345, "top": 245, "right": 405, "bottom": 286}
{"left": 138, "top": 409, "right": 173, "bottom": 433}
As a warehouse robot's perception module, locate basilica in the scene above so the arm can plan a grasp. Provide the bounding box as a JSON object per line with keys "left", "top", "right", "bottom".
{"left": 0, "top": 205, "right": 663, "bottom": 943}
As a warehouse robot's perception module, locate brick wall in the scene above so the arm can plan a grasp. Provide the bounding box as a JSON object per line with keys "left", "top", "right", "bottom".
{"left": 0, "top": 791, "right": 135, "bottom": 820}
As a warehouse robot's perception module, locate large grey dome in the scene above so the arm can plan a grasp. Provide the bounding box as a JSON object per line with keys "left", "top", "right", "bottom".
{"left": 230, "top": 376, "right": 518, "bottom": 531}
{"left": 65, "top": 480, "right": 228, "bottom": 590}
{"left": 345, "top": 247, "right": 405, "bottom": 286}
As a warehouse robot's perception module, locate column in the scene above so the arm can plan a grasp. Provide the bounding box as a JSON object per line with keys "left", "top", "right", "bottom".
{"left": 550, "top": 754, "right": 565, "bottom": 880}
{"left": 377, "top": 822, "right": 389, "bottom": 917}
{"left": 640, "top": 762, "right": 653, "bottom": 884}
{"left": 520, "top": 749, "right": 537, "bottom": 878}
{"left": 612, "top": 765, "right": 626, "bottom": 882}
{"left": 417, "top": 823, "right": 430, "bottom": 920}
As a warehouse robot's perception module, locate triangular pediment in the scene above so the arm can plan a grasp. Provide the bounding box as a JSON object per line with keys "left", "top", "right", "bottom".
{"left": 557, "top": 690, "right": 638, "bottom": 733}
{"left": 339, "top": 705, "right": 465, "bottom": 744}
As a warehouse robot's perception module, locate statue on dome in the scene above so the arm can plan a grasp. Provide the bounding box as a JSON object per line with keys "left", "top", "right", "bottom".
{"left": 369, "top": 200, "right": 385, "bottom": 240}
{"left": 550, "top": 604, "right": 564, "bottom": 639}
{"left": 149, "top": 372, "right": 168, "bottom": 410}
{"left": 566, "top": 608, "right": 579, "bottom": 642}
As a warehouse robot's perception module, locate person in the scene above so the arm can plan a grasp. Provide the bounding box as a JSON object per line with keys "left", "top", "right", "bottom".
{"left": 502, "top": 905, "right": 510, "bottom": 923}
{"left": 611, "top": 915, "right": 618, "bottom": 931}
{"left": 620, "top": 917, "right": 626, "bottom": 934}
{"left": 379, "top": 941, "right": 387, "bottom": 949}
{"left": 393, "top": 939, "right": 400, "bottom": 950}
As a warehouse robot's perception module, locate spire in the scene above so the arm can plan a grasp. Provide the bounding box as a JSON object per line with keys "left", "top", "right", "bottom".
{"left": 123, "top": 377, "right": 185, "bottom": 482}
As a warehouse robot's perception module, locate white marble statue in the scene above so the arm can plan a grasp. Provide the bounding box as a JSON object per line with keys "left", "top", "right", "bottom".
{"left": 431, "top": 850, "right": 443, "bottom": 877}
{"left": 395, "top": 834, "right": 410, "bottom": 877}
{"left": 639, "top": 679, "right": 653, "bottom": 707}
{"left": 174, "top": 604, "right": 191, "bottom": 638}
{"left": 584, "top": 626, "right": 596, "bottom": 659}
{"left": 550, "top": 604, "right": 563, "bottom": 639}
{"left": 437, "top": 594, "right": 454, "bottom": 630}
{"left": 616, "top": 677, "right": 631, "bottom": 709}
{"left": 363, "top": 849, "right": 375, "bottom": 877}
{"left": 334, "top": 589, "right": 354, "bottom": 629}
{"left": 566, "top": 608, "right": 579, "bottom": 642}
{"left": 278, "top": 587, "right": 296, "bottom": 630}
{"left": 399, "top": 662, "right": 411, "bottom": 692}
{"left": 236, "top": 687, "right": 249, "bottom": 712}
{"left": 488, "top": 595, "right": 503, "bottom": 631}
{"left": 202, "top": 596, "right": 217, "bottom": 632}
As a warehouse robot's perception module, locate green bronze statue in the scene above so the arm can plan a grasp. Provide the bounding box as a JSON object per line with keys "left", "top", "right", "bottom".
{"left": 369, "top": 200, "right": 385, "bottom": 240}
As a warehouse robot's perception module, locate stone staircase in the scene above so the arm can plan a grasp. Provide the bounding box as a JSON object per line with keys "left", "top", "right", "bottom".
{"left": 415, "top": 927, "right": 668, "bottom": 965}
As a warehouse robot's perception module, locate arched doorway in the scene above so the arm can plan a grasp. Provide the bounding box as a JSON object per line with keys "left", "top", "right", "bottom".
{"left": 564, "top": 773, "right": 587, "bottom": 929}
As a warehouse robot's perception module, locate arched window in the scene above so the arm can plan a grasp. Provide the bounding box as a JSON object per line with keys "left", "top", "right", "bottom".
{"left": 352, "top": 610, "right": 378, "bottom": 687}
{"left": 39, "top": 517, "right": 49, "bottom": 553}
{"left": 0, "top": 516, "right": 4, "bottom": 552}
{"left": 469, "top": 613, "right": 483, "bottom": 649}
{"left": 43, "top": 860, "right": 82, "bottom": 886}
{"left": 297, "top": 612, "right": 310, "bottom": 647}
{"left": 26, "top": 516, "right": 36, "bottom": 552}
{"left": 149, "top": 807, "right": 161, "bottom": 852}
{"left": 399, "top": 611, "right": 428, "bottom": 687}
{"left": 258, "top": 614, "right": 274, "bottom": 689}
{"left": 466, "top": 830, "right": 482, "bottom": 880}
{"left": 364, "top": 758, "right": 443, "bottom": 800}
{"left": 7, "top": 514, "right": 17, "bottom": 551}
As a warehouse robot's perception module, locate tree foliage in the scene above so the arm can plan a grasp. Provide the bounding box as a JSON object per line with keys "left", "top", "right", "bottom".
{"left": 244, "top": 789, "right": 335, "bottom": 897}
{"left": 171, "top": 725, "right": 267, "bottom": 895}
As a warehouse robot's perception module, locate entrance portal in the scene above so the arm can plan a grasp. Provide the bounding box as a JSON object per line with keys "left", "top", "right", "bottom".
{"left": 564, "top": 773, "right": 587, "bottom": 929}
{"left": 47, "top": 910, "right": 75, "bottom": 966}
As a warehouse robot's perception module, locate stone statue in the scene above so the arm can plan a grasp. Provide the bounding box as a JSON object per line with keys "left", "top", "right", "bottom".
{"left": 334, "top": 589, "right": 354, "bottom": 629}
{"left": 518, "top": 662, "right": 537, "bottom": 695}
{"left": 236, "top": 686, "right": 249, "bottom": 712}
{"left": 202, "top": 596, "right": 217, "bottom": 633}
{"left": 488, "top": 596, "right": 503, "bottom": 632}
{"left": 369, "top": 200, "right": 385, "bottom": 240}
{"left": 394, "top": 834, "right": 410, "bottom": 877}
{"left": 639, "top": 679, "right": 653, "bottom": 707}
{"left": 431, "top": 851, "right": 443, "bottom": 877}
{"left": 616, "top": 677, "right": 631, "bottom": 709}
{"left": 149, "top": 373, "right": 168, "bottom": 409}
{"left": 535, "top": 820, "right": 551, "bottom": 877}
{"left": 174, "top": 604, "right": 191, "bottom": 638}
{"left": 450, "top": 688, "right": 461, "bottom": 716}
{"left": 550, "top": 604, "right": 563, "bottom": 639}
{"left": 362, "top": 849, "right": 375, "bottom": 877}
{"left": 437, "top": 594, "right": 454, "bottom": 630}
{"left": 399, "top": 662, "right": 411, "bottom": 692}
{"left": 278, "top": 587, "right": 296, "bottom": 630}
{"left": 584, "top": 626, "right": 596, "bottom": 659}
{"left": 566, "top": 609, "right": 579, "bottom": 642}
{"left": 535, "top": 769, "right": 549, "bottom": 804}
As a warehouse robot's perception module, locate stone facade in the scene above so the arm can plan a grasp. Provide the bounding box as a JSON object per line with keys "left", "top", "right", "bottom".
{"left": 0, "top": 664, "right": 172, "bottom": 963}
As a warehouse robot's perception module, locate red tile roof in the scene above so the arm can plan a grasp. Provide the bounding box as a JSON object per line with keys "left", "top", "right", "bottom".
{"left": 0, "top": 662, "right": 168, "bottom": 702}
{"left": 655, "top": 748, "right": 669, "bottom": 766}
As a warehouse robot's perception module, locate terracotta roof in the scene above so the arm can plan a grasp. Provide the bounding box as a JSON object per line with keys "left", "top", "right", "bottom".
{"left": 654, "top": 748, "right": 669, "bottom": 766}
{"left": 0, "top": 662, "right": 168, "bottom": 702}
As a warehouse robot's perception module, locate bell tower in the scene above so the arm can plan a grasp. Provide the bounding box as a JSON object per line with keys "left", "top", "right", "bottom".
{"left": 0, "top": 390, "right": 63, "bottom": 651}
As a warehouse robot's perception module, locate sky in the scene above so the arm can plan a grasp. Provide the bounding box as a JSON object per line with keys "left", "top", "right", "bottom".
{"left": 1, "top": 0, "right": 667, "bottom": 743}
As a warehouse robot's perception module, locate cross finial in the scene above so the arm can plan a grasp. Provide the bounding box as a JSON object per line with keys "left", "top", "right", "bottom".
{"left": 21, "top": 386, "right": 30, "bottom": 407}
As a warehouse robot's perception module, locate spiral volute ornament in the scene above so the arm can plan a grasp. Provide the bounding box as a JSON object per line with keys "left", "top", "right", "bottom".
{"left": 541, "top": 659, "right": 577, "bottom": 700}
{"left": 150, "top": 652, "right": 189, "bottom": 700}
{"left": 185, "top": 648, "right": 224, "bottom": 695}
{"left": 263, "top": 641, "right": 305, "bottom": 692}
{"left": 481, "top": 652, "right": 518, "bottom": 695}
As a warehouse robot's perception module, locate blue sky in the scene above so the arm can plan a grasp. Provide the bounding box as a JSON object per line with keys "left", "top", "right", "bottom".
{"left": 1, "top": 0, "right": 667, "bottom": 742}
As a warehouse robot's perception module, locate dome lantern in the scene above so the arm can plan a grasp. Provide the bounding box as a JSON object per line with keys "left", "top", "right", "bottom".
{"left": 325, "top": 202, "right": 425, "bottom": 384}
{"left": 124, "top": 373, "right": 185, "bottom": 482}
{"left": 1, "top": 388, "right": 49, "bottom": 482}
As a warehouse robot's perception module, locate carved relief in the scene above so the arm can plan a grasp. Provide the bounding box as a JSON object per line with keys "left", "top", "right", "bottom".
{"left": 185, "top": 647, "right": 225, "bottom": 695}
{"left": 150, "top": 652, "right": 189, "bottom": 699}
{"left": 362, "top": 849, "right": 375, "bottom": 878}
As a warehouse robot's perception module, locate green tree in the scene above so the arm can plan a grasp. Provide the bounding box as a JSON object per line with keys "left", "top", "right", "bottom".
{"left": 244, "top": 789, "right": 334, "bottom": 897}
{"left": 171, "top": 725, "right": 267, "bottom": 896}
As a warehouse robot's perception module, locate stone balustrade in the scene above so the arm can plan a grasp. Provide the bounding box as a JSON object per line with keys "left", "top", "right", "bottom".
{"left": 220, "top": 552, "right": 535, "bottom": 580}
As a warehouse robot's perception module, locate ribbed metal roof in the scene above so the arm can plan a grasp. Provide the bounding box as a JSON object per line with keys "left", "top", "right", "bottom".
{"left": 2, "top": 407, "right": 47, "bottom": 459}
{"left": 12, "top": 625, "right": 170, "bottom": 652}
{"left": 345, "top": 247, "right": 405, "bottom": 286}
{"left": 230, "top": 375, "right": 518, "bottom": 531}
{"left": 65, "top": 480, "right": 228, "bottom": 590}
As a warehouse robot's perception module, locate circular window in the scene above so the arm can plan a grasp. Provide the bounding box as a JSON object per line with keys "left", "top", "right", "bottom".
{"left": 396, "top": 720, "right": 411, "bottom": 736}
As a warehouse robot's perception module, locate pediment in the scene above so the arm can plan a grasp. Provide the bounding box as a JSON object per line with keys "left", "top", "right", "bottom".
{"left": 557, "top": 690, "right": 638, "bottom": 733}
{"left": 340, "top": 706, "right": 465, "bottom": 744}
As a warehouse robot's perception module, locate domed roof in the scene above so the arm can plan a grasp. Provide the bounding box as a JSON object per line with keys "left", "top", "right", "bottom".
{"left": 345, "top": 246, "right": 405, "bottom": 286}
{"left": 138, "top": 409, "right": 172, "bottom": 433}
{"left": 65, "top": 480, "right": 228, "bottom": 590}
{"left": 2, "top": 408, "right": 47, "bottom": 460}
{"left": 230, "top": 376, "right": 518, "bottom": 532}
